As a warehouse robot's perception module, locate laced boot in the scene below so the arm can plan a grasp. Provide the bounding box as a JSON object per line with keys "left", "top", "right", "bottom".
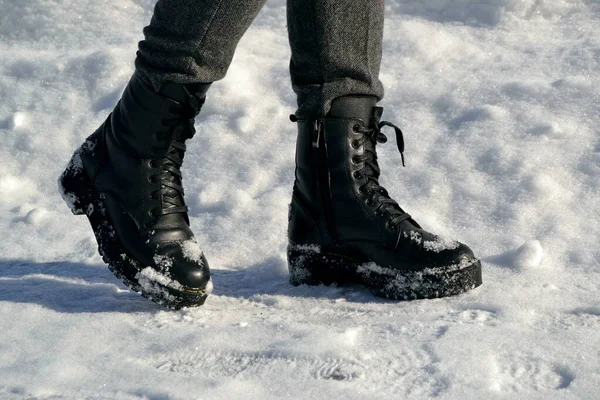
{"left": 288, "top": 96, "right": 482, "bottom": 299}
{"left": 59, "top": 74, "right": 212, "bottom": 309}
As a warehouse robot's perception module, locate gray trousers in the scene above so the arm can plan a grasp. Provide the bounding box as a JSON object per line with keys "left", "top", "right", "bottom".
{"left": 135, "top": 0, "right": 385, "bottom": 119}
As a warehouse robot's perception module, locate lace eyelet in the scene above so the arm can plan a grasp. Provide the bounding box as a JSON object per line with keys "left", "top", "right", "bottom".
{"left": 353, "top": 171, "right": 362, "bottom": 179}
{"left": 352, "top": 155, "right": 361, "bottom": 164}
{"left": 385, "top": 222, "right": 398, "bottom": 232}
{"left": 148, "top": 176, "right": 157, "bottom": 184}
{"left": 148, "top": 209, "right": 157, "bottom": 217}
{"left": 351, "top": 140, "right": 360, "bottom": 149}
{"left": 352, "top": 124, "right": 361, "bottom": 133}
{"left": 358, "top": 186, "right": 366, "bottom": 194}
{"left": 148, "top": 160, "right": 157, "bottom": 168}
{"left": 366, "top": 199, "right": 374, "bottom": 206}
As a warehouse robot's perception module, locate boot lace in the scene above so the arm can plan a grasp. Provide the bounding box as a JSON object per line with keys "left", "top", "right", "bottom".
{"left": 148, "top": 92, "right": 204, "bottom": 218}
{"left": 352, "top": 107, "right": 414, "bottom": 232}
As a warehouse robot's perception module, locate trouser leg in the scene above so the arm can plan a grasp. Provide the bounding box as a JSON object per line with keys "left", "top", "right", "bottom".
{"left": 136, "top": 0, "right": 268, "bottom": 91}
{"left": 286, "top": 0, "right": 385, "bottom": 119}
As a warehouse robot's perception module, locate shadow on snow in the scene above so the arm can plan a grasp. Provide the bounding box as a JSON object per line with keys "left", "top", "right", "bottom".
{"left": 0, "top": 257, "right": 390, "bottom": 314}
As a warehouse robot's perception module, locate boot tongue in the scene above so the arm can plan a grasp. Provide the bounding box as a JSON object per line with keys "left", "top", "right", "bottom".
{"left": 329, "top": 96, "right": 378, "bottom": 126}
{"left": 159, "top": 82, "right": 211, "bottom": 106}
{"left": 154, "top": 83, "right": 211, "bottom": 211}
{"left": 153, "top": 83, "right": 211, "bottom": 218}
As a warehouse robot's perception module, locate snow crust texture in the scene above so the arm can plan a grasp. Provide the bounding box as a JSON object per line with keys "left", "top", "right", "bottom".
{"left": 1, "top": 0, "right": 600, "bottom": 399}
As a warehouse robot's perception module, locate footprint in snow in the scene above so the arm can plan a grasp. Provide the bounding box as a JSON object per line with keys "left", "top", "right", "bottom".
{"left": 155, "top": 347, "right": 450, "bottom": 396}
{"left": 442, "top": 303, "right": 503, "bottom": 327}
{"left": 490, "top": 353, "right": 575, "bottom": 392}
{"left": 156, "top": 350, "right": 365, "bottom": 382}
{"left": 546, "top": 307, "right": 600, "bottom": 331}
{"left": 449, "top": 104, "right": 507, "bottom": 129}
{"left": 313, "top": 360, "right": 364, "bottom": 381}
{"left": 458, "top": 309, "right": 500, "bottom": 326}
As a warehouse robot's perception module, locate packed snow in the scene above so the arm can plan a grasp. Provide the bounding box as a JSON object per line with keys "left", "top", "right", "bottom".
{"left": 1, "top": 0, "right": 600, "bottom": 398}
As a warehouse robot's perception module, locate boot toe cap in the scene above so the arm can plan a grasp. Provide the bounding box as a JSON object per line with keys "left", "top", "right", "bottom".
{"left": 154, "top": 241, "right": 211, "bottom": 290}
{"left": 427, "top": 240, "right": 479, "bottom": 269}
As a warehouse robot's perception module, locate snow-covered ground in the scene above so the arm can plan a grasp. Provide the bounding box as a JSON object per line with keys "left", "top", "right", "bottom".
{"left": 1, "top": 0, "right": 599, "bottom": 398}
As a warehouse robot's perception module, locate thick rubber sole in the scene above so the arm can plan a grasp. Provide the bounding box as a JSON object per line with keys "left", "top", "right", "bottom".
{"left": 288, "top": 245, "right": 482, "bottom": 300}
{"left": 58, "top": 155, "right": 209, "bottom": 310}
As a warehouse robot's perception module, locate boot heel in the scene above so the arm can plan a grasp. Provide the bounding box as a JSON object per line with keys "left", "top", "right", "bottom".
{"left": 58, "top": 154, "right": 94, "bottom": 216}
{"left": 287, "top": 244, "right": 351, "bottom": 286}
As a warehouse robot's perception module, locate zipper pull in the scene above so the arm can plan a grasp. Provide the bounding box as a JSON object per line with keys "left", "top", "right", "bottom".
{"left": 313, "top": 119, "right": 322, "bottom": 149}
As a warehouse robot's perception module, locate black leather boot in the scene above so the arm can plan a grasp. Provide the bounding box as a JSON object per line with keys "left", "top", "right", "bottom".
{"left": 58, "top": 74, "right": 212, "bottom": 309}
{"left": 288, "top": 96, "right": 482, "bottom": 300}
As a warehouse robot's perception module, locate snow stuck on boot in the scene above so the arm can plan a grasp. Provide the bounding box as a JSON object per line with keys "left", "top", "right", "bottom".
{"left": 182, "top": 239, "right": 205, "bottom": 265}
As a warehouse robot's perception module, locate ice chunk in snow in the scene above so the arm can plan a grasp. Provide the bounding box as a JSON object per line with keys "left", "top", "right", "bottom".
{"left": 512, "top": 240, "right": 544, "bottom": 270}
{"left": 489, "top": 240, "right": 544, "bottom": 270}
{"left": 23, "top": 207, "right": 48, "bottom": 225}
{"left": 8, "top": 112, "right": 26, "bottom": 129}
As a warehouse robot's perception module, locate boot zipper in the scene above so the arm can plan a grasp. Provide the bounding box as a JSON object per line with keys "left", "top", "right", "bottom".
{"left": 314, "top": 119, "right": 338, "bottom": 243}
